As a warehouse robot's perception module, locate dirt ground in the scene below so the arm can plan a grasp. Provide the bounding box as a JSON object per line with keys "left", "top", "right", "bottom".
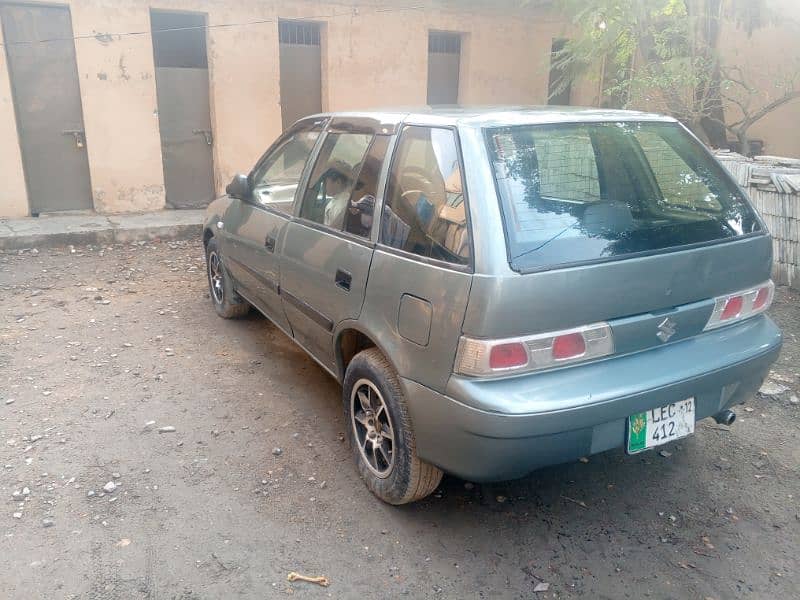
{"left": 1, "top": 239, "right": 798, "bottom": 600}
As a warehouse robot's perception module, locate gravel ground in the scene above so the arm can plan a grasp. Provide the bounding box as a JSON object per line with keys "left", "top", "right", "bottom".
{"left": 1, "top": 239, "right": 798, "bottom": 600}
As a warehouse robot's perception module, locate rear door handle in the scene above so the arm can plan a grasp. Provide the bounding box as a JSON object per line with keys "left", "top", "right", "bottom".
{"left": 335, "top": 269, "right": 352, "bottom": 291}
{"left": 265, "top": 235, "right": 276, "bottom": 253}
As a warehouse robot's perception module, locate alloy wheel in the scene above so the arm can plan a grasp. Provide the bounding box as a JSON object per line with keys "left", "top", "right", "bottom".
{"left": 350, "top": 378, "right": 396, "bottom": 478}
{"left": 208, "top": 251, "right": 224, "bottom": 304}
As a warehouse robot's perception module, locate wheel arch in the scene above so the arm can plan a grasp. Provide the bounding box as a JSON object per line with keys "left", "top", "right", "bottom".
{"left": 334, "top": 322, "right": 399, "bottom": 383}
{"left": 202, "top": 227, "right": 215, "bottom": 248}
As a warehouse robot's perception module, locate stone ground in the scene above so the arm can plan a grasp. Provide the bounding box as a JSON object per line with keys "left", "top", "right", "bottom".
{"left": 1, "top": 239, "right": 798, "bottom": 600}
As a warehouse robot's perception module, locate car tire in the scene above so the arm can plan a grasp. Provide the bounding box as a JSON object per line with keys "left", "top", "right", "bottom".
{"left": 205, "top": 237, "right": 249, "bottom": 319}
{"left": 343, "top": 347, "right": 443, "bottom": 504}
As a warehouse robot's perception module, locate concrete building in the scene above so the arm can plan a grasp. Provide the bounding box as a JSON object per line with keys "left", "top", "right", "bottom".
{"left": 1, "top": 0, "right": 798, "bottom": 218}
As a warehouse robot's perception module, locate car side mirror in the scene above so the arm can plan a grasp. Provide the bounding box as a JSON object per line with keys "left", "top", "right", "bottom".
{"left": 226, "top": 174, "right": 251, "bottom": 199}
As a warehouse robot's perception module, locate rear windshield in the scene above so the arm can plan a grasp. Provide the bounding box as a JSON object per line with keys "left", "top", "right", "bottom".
{"left": 485, "top": 121, "right": 762, "bottom": 272}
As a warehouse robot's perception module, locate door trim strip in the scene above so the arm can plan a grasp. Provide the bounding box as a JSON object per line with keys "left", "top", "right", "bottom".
{"left": 236, "top": 288, "right": 340, "bottom": 382}
{"left": 282, "top": 290, "right": 334, "bottom": 332}
{"left": 227, "top": 256, "right": 280, "bottom": 295}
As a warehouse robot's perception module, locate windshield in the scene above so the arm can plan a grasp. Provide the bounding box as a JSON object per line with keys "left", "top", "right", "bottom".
{"left": 485, "top": 121, "right": 762, "bottom": 272}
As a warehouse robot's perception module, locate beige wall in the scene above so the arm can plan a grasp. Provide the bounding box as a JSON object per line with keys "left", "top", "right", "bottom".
{"left": 0, "top": 0, "right": 797, "bottom": 218}
{"left": 207, "top": 2, "right": 572, "bottom": 191}
{"left": 0, "top": 0, "right": 571, "bottom": 217}
{"left": 70, "top": 3, "right": 166, "bottom": 213}
{"left": 0, "top": 22, "right": 29, "bottom": 218}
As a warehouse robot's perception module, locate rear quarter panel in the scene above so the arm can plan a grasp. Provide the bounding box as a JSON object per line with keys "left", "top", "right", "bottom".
{"left": 358, "top": 249, "right": 472, "bottom": 392}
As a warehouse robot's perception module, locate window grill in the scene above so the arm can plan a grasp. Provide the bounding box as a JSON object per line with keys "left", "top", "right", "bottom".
{"left": 279, "top": 20, "right": 321, "bottom": 46}
{"left": 428, "top": 31, "right": 461, "bottom": 54}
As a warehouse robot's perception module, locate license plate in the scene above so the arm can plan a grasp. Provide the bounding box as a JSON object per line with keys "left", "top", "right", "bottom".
{"left": 627, "top": 398, "right": 695, "bottom": 454}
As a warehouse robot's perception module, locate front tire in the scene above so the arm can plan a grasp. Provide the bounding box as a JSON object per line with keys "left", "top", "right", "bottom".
{"left": 205, "top": 237, "right": 249, "bottom": 319}
{"left": 343, "top": 348, "right": 443, "bottom": 504}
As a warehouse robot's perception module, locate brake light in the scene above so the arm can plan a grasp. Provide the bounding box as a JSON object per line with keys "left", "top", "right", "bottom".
{"left": 720, "top": 296, "right": 743, "bottom": 321}
{"left": 704, "top": 281, "right": 774, "bottom": 331}
{"left": 753, "top": 286, "right": 770, "bottom": 310}
{"left": 489, "top": 343, "right": 528, "bottom": 369}
{"left": 552, "top": 333, "right": 586, "bottom": 360}
{"left": 455, "top": 323, "right": 613, "bottom": 377}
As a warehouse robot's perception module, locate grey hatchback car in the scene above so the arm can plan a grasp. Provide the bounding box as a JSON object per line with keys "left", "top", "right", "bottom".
{"left": 203, "top": 107, "right": 782, "bottom": 504}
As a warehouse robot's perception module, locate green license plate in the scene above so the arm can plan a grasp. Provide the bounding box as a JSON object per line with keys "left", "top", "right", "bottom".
{"left": 627, "top": 398, "right": 695, "bottom": 454}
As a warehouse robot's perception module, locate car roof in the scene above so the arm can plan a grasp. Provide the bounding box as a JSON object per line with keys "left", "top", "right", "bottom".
{"left": 308, "top": 106, "right": 677, "bottom": 130}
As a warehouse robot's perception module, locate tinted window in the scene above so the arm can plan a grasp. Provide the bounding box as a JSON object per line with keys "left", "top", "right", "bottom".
{"left": 381, "top": 126, "right": 470, "bottom": 265}
{"left": 300, "top": 133, "right": 373, "bottom": 230}
{"left": 344, "top": 136, "right": 390, "bottom": 238}
{"left": 251, "top": 130, "right": 320, "bottom": 214}
{"left": 633, "top": 129, "right": 722, "bottom": 211}
{"left": 486, "top": 121, "right": 761, "bottom": 272}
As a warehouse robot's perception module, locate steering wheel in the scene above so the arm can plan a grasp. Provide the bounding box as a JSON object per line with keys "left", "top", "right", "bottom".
{"left": 399, "top": 169, "right": 436, "bottom": 202}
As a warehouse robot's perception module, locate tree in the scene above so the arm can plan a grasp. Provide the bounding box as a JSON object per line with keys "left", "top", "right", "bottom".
{"left": 551, "top": 0, "right": 799, "bottom": 154}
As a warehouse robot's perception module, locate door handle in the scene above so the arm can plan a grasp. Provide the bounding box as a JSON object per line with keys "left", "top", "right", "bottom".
{"left": 335, "top": 269, "right": 352, "bottom": 291}
{"left": 192, "top": 129, "right": 213, "bottom": 145}
{"left": 265, "top": 235, "right": 276, "bottom": 253}
{"left": 62, "top": 129, "right": 85, "bottom": 149}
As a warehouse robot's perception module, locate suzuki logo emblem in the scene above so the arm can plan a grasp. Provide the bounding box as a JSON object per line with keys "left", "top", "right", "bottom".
{"left": 657, "top": 317, "right": 677, "bottom": 343}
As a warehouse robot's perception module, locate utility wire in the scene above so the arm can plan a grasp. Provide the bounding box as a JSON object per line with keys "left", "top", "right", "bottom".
{"left": 0, "top": 4, "right": 431, "bottom": 47}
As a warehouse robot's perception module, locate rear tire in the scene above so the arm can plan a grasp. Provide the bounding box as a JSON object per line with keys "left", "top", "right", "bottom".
{"left": 205, "top": 237, "right": 249, "bottom": 319}
{"left": 343, "top": 347, "right": 443, "bottom": 504}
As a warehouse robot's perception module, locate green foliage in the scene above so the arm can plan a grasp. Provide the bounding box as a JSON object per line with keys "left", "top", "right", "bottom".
{"left": 551, "top": 0, "right": 795, "bottom": 151}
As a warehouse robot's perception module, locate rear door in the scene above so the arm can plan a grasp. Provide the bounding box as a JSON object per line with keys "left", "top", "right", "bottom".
{"left": 280, "top": 120, "right": 391, "bottom": 372}
{"left": 222, "top": 119, "right": 324, "bottom": 333}
{"left": 360, "top": 125, "right": 474, "bottom": 392}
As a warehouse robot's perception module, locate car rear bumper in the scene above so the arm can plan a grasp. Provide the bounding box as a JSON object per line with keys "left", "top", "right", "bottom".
{"left": 402, "top": 315, "right": 782, "bottom": 482}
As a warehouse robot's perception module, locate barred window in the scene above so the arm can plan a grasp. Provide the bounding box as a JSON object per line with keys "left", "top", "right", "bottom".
{"left": 279, "top": 20, "right": 320, "bottom": 45}
{"left": 428, "top": 31, "right": 461, "bottom": 54}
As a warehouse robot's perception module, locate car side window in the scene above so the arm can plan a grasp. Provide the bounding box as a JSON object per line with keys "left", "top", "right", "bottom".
{"left": 250, "top": 130, "right": 320, "bottom": 215}
{"left": 343, "top": 136, "right": 390, "bottom": 238}
{"left": 299, "top": 133, "right": 373, "bottom": 230}
{"left": 381, "top": 126, "right": 470, "bottom": 265}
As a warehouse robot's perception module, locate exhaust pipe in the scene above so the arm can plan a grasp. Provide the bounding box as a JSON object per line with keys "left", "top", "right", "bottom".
{"left": 714, "top": 409, "right": 736, "bottom": 426}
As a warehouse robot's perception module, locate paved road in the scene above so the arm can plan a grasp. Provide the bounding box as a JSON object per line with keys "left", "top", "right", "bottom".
{"left": 1, "top": 240, "right": 798, "bottom": 599}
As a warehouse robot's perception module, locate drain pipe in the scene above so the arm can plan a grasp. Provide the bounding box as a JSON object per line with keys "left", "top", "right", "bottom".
{"left": 713, "top": 410, "right": 736, "bottom": 426}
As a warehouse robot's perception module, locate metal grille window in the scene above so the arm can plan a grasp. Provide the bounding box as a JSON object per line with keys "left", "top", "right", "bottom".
{"left": 279, "top": 20, "right": 320, "bottom": 46}
{"left": 428, "top": 31, "right": 461, "bottom": 54}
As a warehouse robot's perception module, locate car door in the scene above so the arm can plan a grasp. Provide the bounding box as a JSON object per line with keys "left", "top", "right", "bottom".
{"left": 222, "top": 119, "right": 325, "bottom": 333}
{"left": 280, "top": 120, "right": 392, "bottom": 373}
{"left": 359, "top": 124, "right": 474, "bottom": 392}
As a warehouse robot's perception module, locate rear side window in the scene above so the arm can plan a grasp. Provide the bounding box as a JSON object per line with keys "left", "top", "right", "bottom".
{"left": 381, "top": 126, "right": 470, "bottom": 266}
{"left": 486, "top": 121, "right": 762, "bottom": 272}
{"left": 300, "top": 133, "right": 373, "bottom": 230}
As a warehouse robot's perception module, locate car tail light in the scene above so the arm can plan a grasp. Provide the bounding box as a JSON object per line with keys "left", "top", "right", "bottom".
{"left": 455, "top": 323, "right": 613, "bottom": 377}
{"left": 552, "top": 333, "right": 587, "bottom": 360}
{"left": 489, "top": 343, "right": 528, "bottom": 369}
{"left": 720, "top": 296, "right": 743, "bottom": 321}
{"left": 704, "top": 280, "right": 774, "bottom": 331}
{"left": 752, "top": 286, "right": 770, "bottom": 310}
